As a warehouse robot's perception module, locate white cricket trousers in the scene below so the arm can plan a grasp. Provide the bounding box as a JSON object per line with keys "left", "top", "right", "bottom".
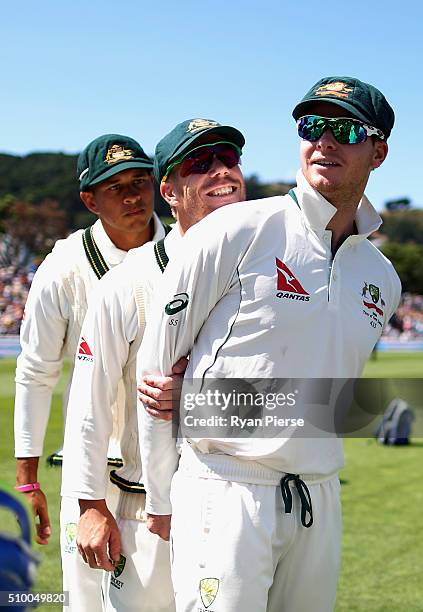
{"left": 60, "top": 477, "right": 120, "bottom": 612}
{"left": 104, "top": 491, "right": 175, "bottom": 612}
{"left": 169, "top": 450, "right": 342, "bottom": 612}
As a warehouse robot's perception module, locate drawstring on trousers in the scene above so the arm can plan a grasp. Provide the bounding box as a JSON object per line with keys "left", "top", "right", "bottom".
{"left": 280, "top": 473, "right": 313, "bottom": 528}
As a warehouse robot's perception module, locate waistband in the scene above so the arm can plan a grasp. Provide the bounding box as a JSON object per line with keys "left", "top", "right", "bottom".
{"left": 46, "top": 447, "right": 123, "bottom": 469}
{"left": 109, "top": 470, "right": 146, "bottom": 494}
{"left": 179, "top": 443, "right": 337, "bottom": 486}
{"left": 116, "top": 490, "right": 147, "bottom": 522}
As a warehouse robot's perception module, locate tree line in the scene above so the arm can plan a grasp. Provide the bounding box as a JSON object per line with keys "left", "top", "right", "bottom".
{"left": 0, "top": 152, "right": 422, "bottom": 293}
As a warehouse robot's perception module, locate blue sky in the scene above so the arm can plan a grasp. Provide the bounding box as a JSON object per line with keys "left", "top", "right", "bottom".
{"left": 1, "top": 0, "right": 421, "bottom": 210}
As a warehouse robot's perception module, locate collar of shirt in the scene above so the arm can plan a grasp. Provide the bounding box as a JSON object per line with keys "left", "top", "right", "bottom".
{"left": 162, "top": 223, "right": 183, "bottom": 261}
{"left": 92, "top": 213, "right": 165, "bottom": 267}
{"left": 151, "top": 212, "right": 167, "bottom": 241}
{"left": 294, "top": 170, "right": 382, "bottom": 243}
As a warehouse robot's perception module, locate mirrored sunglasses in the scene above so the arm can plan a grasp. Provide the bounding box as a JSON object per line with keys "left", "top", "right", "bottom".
{"left": 297, "top": 115, "right": 385, "bottom": 145}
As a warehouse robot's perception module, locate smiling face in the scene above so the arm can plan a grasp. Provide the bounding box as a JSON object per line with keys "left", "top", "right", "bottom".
{"left": 161, "top": 136, "right": 246, "bottom": 234}
{"left": 299, "top": 102, "right": 388, "bottom": 208}
{"left": 80, "top": 168, "right": 155, "bottom": 249}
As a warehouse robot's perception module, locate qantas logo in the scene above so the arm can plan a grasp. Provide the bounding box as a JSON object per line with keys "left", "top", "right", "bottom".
{"left": 275, "top": 258, "right": 310, "bottom": 302}
{"left": 77, "top": 337, "right": 94, "bottom": 362}
{"left": 78, "top": 337, "right": 93, "bottom": 355}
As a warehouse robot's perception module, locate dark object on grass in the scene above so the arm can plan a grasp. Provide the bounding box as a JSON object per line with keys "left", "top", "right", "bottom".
{"left": 375, "top": 398, "right": 414, "bottom": 445}
{"left": 0, "top": 489, "right": 39, "bottom": 610}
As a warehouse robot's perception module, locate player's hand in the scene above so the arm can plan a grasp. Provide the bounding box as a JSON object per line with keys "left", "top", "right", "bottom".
{"left": 146, "top": 513, "right": 171, "bottom": 541}
{"left": 24, "top": 488, "right": 52, "bottom": 545}
{"left": 77, "top": 499, "right": 121, "bottom": 571}
{"left": 138, "top": 356, "right": 188, "bottom": 421}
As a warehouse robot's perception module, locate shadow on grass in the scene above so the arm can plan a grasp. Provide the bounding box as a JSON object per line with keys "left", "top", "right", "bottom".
{"left": 373, "top": 441, "right": 423, "bottom": 449}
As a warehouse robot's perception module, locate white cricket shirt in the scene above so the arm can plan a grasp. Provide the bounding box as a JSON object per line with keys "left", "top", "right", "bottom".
{"left": 14, "top": 214, "right": 164, "bottom": 459}
{"left": 138, "top": 172, "right": 401, "bottom": 514}
{"left": 61, "top": 228, "right": 182, "bottom": 500}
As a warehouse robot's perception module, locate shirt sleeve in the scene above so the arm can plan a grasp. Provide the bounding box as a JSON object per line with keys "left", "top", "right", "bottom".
{"left": 14, "top": 257, "right": 69, "bottom": 457}
{"left": 138, "top": 215, "right": 247, "bottom": 514}
{"left": 61, "top": 274, "right": 138, "bottom": 499}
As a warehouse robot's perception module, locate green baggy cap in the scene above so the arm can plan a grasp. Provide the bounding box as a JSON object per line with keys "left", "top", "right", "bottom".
{"left": 77, "top": 134, "right": 153, "bottom": 190}
{"left": 154, "top": 118, "right": 245, "bottom": 183}
{"left": 292, "top": 76, "right": 394, "bottom": 139}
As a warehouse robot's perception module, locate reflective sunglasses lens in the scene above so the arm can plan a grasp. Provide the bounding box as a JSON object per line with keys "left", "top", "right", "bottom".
{"left": 297, "top": 116, "right": 326, "bottom": 141}
{"left": 298, "top": 116, "right": 368, "bottom": 144}
{"left": 180, "top": 144, "right": 240, "bottom": 177}
{"left": 180, "top": 150, "right": 213, "bottom": 177}
{"left": 214, "top": 145, "right": 240, "bottom": 169}
{"left": 331, "top": 119, "right": 367, "bottom": 144}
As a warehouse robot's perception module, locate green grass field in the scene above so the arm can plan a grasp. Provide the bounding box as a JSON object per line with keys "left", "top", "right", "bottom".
{"left": 1, "top": 353, "right": 422, "bottom": 611}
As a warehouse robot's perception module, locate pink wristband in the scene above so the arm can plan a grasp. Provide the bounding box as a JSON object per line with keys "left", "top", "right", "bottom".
{"left": 15, "top": 482, "right": 41, "bottom": 493}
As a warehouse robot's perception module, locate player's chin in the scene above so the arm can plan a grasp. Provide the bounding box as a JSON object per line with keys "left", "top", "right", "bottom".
{"left": 123, "top": 211, "right": 152, "bottom": 228}
{"left": 204, "top": 191, "right": 240, "bottom": 210}
{"left": 308, "top": 172, "right": 342, "bottom": 193}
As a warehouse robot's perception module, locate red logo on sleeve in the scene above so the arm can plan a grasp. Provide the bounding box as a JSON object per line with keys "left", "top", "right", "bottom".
{"left": 78, "top": 337, "right": 93, "bottom": 356}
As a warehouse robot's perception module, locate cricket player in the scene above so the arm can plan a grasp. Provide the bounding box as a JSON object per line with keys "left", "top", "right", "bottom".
{"left": 137, "top": 77, "right": 402, "bottom": 611}
{"left": 61, "top": 119, "right": 246, "bottom": 611}
{"left": 14, "top": 133, "right": 167, "bottom": 611}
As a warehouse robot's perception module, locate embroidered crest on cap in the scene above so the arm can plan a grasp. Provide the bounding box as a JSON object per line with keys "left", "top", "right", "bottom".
{"left": 187, "top": 119, "right": 219, "bottom": 133}
{"left": 105, "top": 144, "right": 135, "bottom": 164}
{"left": 315, "top": 81, "right": 353, "bottom": 99}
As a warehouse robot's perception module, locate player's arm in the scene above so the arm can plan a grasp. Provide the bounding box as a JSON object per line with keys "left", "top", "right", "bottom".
{"left": 14, "top": 262, "right": 69, "bottom": 544}
{"left": 138, "top": 216, "right": 245, "bottom": 532}
{"left": 61, "top": 274, "right": 135, "bottom": 570}
{"left": 138, "top": 356, "right": 188, "bottom": 420}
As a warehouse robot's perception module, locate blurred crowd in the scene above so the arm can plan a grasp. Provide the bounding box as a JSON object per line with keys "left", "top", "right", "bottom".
{"left": 0, "top": 265, "right": 35, "bottom": 335}
{"left": 1, "top": 263, "right": 423, "bottom": 340}
{"left": 382, "top": 293, "right": 423, "bottom": 340}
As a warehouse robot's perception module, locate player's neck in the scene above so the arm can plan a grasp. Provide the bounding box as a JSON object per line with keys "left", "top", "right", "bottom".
{"left": 326, "top": 207, "right": 358, "bottom": 255}
{"left": 102, "top": 220, "right": 154, "bottom": 251}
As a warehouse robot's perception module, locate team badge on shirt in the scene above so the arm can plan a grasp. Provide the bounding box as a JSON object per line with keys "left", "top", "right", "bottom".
{"left": 199, "top": 577, "right": 219, "bottom": 609}
{"left": 362, "top": 282, "right": 385, "bottom": 328}
{"left": 275, "top": 258, "right": 310, "bottom": 302}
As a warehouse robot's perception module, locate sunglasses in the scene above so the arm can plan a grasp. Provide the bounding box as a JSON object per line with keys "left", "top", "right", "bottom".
{"left": 163, "top": 141, "right": 242, "bottom": 181}
{"left": 297, "top": 115, "right": 385, "bottom": 145}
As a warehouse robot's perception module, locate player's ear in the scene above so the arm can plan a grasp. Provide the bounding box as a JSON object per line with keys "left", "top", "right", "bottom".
{"left": 160, "top": 180, "right": 179, "bottom": 207}
{"left": 80, "top": 191, "right": 99, "bottom": 215}
{"left": 371, "top": 140, "right": 388, "bottom": 170}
